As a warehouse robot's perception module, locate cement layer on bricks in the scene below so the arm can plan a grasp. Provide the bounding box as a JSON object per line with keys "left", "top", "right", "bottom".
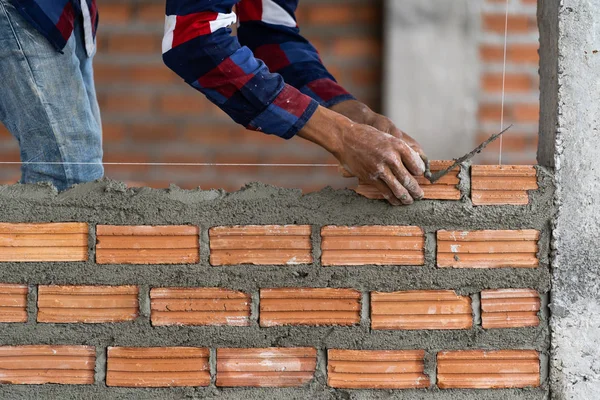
{"left": 0, "top": 169, "right": 552, "bottom": 231}
{"left": 0, "top": 323, "right": 549, "bottom": 352}
{"left": 0, "top": 386, "right": 550, "bottom": 400}
{"left": 0, "top": 265, "right": 552, "bottom": 294}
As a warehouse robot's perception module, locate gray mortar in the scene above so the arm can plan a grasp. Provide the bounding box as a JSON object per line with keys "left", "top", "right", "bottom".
{"left": 0, "top": 170, "right": 553, "bottom": 399}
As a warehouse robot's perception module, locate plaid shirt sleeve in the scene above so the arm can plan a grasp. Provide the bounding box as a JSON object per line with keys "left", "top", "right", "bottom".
{"left": 237, "top": 0, "right": 355, "bottom": 108}
{"left": 162, "top": 0, "right": 319, "bottom": 139}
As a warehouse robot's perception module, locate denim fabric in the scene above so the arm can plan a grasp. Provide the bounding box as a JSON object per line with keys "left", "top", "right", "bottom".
{"left": 0, "top": 0, "right": 103, "bottom": 191}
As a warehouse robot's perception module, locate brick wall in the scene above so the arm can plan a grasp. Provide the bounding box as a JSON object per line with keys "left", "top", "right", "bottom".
{"left": 0, "top": 0, "right": 540, "bottom": 190}
{"left": 0, "top": 162, "right": 552, "bottom": 398}
{"left": 477, "top": 0, "right": 540, "bottom": 164}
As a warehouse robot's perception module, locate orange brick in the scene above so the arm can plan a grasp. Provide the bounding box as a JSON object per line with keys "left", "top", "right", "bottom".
{"left": 137, "top": 4, "right": 165, "bottom": 23}
{"left": 107, "top": 33, "right": 160, "bottom": 54}
{"left": 481, "top": 73, "right": 534, "bottom": 93}
{"left": 0, "top": 223, "right": 88, "bottom": 262}
{"left": 508, "top": 44, "right": 540, "bottom": 64}
{"left": 437, "top": 350, "right": 540, "bottom": 389}
{"left": 482, "top": 14, "right": 536, "bottom": 34}
{"left": 472, "top": 165, "right": 538, "bottom": 205}
{"left": 150, "top": 287, "right": 251, "bottom": 326}
{"left": 513, "top": 103, "right": 540, "bottom": 122}
{"left": 158, "top": 93, "right": 209, "bottom": 115}
{"left": 354, "top": 160, "right": 461, "bottom": 201}
{"left": 0, "top": 345, "right": 95, "bottom": 384}
{"left": 260, "top": 288, "right": 360, "bottom": 327}
{"left": 216, "top": 348, "right": 316, "bottom": 387}
{"left": 96, "top": 225, "right": 199, "bottom": 264}
{"left": 371, "top": 291, "right": 472, "bottom": 330}
{"left": 478, "top": 103, "right": 503, "bottom": 122}
{"left": 327, "top": 349, "right": 430, "bottom": 389}
{"left": 437, "top": 230, "right": 540, "bottom": 268}
{"left": 107, "top": 347, "right": 210, "bottom": 387}
{"left": 37, "top": 285, "right": 139, "bottom": 323}
{"left": 209, "top": 225, "right": 312, "bottom": 266}
{"left": 481, "top": 289, "right": 541, "bottom": 329}
{"left": 480, "top": 43, "right": 540, "bottom": 65}
{"left": 332, "top": 38, "right": 381, "bottom": 58}
{"left": 100, "top": 92, "right": 154, "bottom": 114}
{"left": 129, "top": 64, "right": 179, "bottom": 84}
{"left": 0, "top": 284, "right": 28, "bottom": 323}
{"left": 99, "top": 4, "right": 132, "bottom": 24}
{"left": 321, "top": 226, "right": 424, "bottom": 266}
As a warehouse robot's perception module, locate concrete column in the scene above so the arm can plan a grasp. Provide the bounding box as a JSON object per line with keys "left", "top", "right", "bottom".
{"left": 538, "top": 0, "right": 600, "bottom": 398}
{"left": 383, "top": 0, "right": 481, "bottom": 160}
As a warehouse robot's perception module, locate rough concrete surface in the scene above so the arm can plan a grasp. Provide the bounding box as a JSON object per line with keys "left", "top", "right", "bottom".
{"left": 544, "top": 1, "right": 600, "bottom": 399}
{"left": 0, "top": 167, "right": 553, "bottom": 399}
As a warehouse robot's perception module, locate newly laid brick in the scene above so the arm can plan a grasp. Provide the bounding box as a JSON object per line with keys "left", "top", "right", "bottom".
{"left": 260, "top": 288, "right": 360, "bottom": 327}
{"left": 0, "top": 345, "right": 95, "bottom": 384}
{"left": 107, "top": 347, "right": 210, "bottom": 387}
{"left": 327, "top": 349, "right": 430, "bottom": 389}
{"left": 209, "top": 225, "right": 312, "bottom": 265}
{"left": 150, "top": 287, "right": 251, "bottom": 326}
{"left": 37, "top": 285, "right": 139, "bottom": 323}
{"left": 437, "top": 230, "right": 539, "bottom": 268}
{"left": 0, "top": 223, "right": 88, "bottom": 262}
{"left": 0, "top": 284, "right": 27, "bottom": 323}
{"left": 354, "top": 160, "right": 461, "bottom": 201}
{"left": 216, "top": 347, "right": 317, "bottom": 387}
{"left": 471, "top": 165, "right": 538, "bottom": 205}
{"left": 481, "top": 289, "right": 541, "bottom": 329}
{"left": 437, "top": 350, "right": 540, "bottom": 389}
{"left": 321, "top": 226, "right": 424, "bottom": 266}
{"left": 96, "top": 225, "right": 199, "bottom": 264}
{"left": 371, "top": 290, "right": 472, "bottom": 330}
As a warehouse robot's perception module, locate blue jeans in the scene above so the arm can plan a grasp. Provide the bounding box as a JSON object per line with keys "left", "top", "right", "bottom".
{"left": 0, "top": 0, "right": 103, "bottom": 191}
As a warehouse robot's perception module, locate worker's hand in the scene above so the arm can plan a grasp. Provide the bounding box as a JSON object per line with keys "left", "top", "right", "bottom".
{"left": 329, "top": 100, "right": 428, "bottom": 164}
{"left": 297, "top": 106, "right": 426, "bottom": 205}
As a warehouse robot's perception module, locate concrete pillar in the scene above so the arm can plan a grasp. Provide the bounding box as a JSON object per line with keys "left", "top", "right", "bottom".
{"left": 383, "top": 0, "right": 481, "bottom": 160}
{"left": 538, "top": 0, "right": 600, "bottom": 398}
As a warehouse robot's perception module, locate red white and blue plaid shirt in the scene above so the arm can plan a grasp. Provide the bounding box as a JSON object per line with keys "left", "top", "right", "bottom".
{"left": 10, "top": 0, "right": 98, "bottom": 56}
{"left": 12, "top": 0, "right": 354, "bottom": 139}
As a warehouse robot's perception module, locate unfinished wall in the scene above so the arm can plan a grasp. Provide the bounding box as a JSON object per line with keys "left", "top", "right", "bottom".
{"left": 0, "top": 163, "right": 552, "bottom": 399}
{"left": 538, "top": 0, "right": 600, "bottom": 398}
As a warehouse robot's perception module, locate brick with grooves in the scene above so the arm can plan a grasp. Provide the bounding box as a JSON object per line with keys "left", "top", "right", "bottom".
{"left": 471, "top": 165, "right": 538, "bottom": 205}
{"left": 0, "top": 345, "right": 95, "bottom": 385}
{"left": 259, "top": 288, "right": 361, "bottom": 327}
{"left": 437, "top": 350, "right": 540, "bottom": 389}
{"left": 96, "top": 225, "right": 199, "bottom": 264}
{"left": 37, "top": 285, "right": 139, "bottom": 323}
{"left": 481, "top": 288, "right": 541, "bottom": 329}
{"left": 354, "top": 160, "right": 461, "bottom": 201}
{"left": 437, "top": 229, "right": 540, "bottom": 268}
{"left": 0, "top": 223, "right": 88, "bottom": 262}
{"left": 216, "top": 348, "right": 317, "bottom": 387}
{"left": 327, "top": 349, "right": 430, "bottom": 389}
{"left": 370, "top": 290, "right": 472, "bottom": 330}
{"left": 321, "top": 226, "right": 425, "bottom": 266}
{"left": 106, "top": 347, "right": 210, "bottom": 387}
{"left": 0, "top": 284, "right": 28, "bottom": 323}
{"left": 209, "top": 225, "right": 312, "bottom": 266}
{"left": 150, "top": 287, "right": 251, "bottom": 326}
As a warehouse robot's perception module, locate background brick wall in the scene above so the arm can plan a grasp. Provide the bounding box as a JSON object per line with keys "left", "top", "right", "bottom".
{"left": 0, "top": 0, "right": 539, "bottom": 190}
{"left": 476, "top": 0, "right": 540, "bottom": 164}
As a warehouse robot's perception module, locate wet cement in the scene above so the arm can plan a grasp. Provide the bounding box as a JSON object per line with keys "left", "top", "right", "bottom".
{"left": 0, "top": 165, "right": 554, "bottom": 399}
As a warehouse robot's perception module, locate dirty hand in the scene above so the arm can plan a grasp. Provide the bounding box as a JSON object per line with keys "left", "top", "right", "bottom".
{"left": 329, "top": 100, "right": 428, "bottom": 163}
{"left": 297, "top": 105, "right": 426, "bottom": 206}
